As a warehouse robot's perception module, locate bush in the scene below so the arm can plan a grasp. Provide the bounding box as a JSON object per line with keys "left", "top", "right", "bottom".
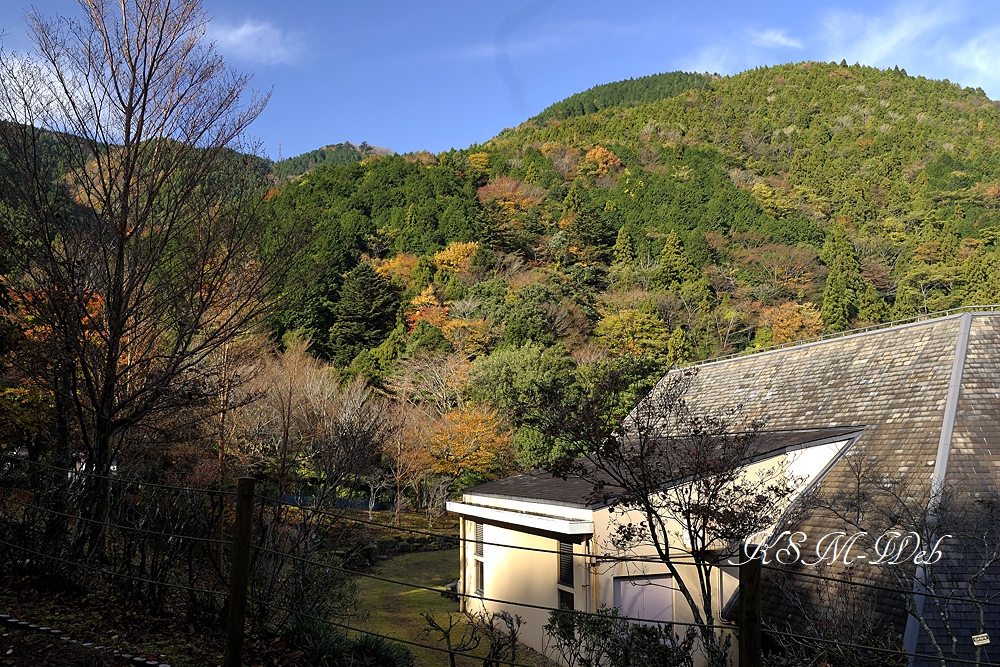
{"left": 543, "top": 606, "right": 696, "bottom": 667}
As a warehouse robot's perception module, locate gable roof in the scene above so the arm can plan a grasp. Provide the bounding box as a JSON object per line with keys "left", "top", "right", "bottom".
{"left": 660, "top": 311, "right": 1000, "bottom": 665}
{"left": 465, "top": 427, "right": 863, "bottom": 509}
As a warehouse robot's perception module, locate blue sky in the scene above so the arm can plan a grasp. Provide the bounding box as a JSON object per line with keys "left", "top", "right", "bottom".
{"left": 3, "top": 1, "right": 1000, "bottom": 160}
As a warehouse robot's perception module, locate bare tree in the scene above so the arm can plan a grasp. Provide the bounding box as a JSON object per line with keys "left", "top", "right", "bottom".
{"left": 804, "top": 450, "right": 1000, "bottom": 667}
{"left": 548, "top": 364, "right": 800, "bottom": 667}
{"left": 0, "top": 0, "right": 290, "bottom": 552}
{"left": 384, "top": 402, "right": 434, "bottom": 525}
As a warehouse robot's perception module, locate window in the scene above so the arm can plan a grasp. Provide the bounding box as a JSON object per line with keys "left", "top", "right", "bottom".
{"left": 556, "top": 541, "right": 574, "bottom": 610}
{"left": 472, "top": 521, "right": 484, "bottom": 595}
{"left": 558, "top": 541, "right": 574, "bottom": 587}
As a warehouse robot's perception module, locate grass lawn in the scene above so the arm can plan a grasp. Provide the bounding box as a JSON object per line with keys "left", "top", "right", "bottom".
{"left": 357, "top": 549, "right": 553, "bottom": 667}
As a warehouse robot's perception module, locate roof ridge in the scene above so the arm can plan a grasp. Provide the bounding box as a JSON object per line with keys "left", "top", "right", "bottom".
{"left": 689, "top": 309, "right": 998, "bottom": 371}
{"left": 902, "top": 311, "right": 973, "bottom": 658}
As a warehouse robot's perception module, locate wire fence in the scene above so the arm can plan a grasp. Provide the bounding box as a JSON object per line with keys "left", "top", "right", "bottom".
{"left": 1, "top": 453, "right": 997, "bottom": 667}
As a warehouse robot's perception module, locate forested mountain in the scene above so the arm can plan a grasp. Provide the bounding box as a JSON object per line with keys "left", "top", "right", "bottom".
{"left": 9, "top": 61, "right": 1000, "bottom": 476}
{"left": 531, "top": 71, "right": 712, "bottom": 121}
{"left": 270, "top": 141, "right": 393, "bottom": 180}
{"left": 261, "top": 61, "right": 1000, "bottom": 468}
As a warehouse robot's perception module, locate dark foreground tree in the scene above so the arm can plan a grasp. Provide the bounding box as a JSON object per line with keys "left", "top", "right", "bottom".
{"left": 0, "top": 0, "right": 290, "bottom": 553}
{"left": 546, "top": 362, "right": 800, "bottom": 667}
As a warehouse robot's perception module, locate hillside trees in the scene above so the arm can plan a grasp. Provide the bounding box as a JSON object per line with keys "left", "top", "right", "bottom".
{"left": 248, "top": 62, "right": 1000, "bottom": 480}
{"left": 0, "top": 0, "right": 289, "bottom": 552}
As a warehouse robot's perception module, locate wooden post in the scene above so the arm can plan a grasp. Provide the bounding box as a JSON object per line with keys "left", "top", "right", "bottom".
{"left": 224, "top": 477, "right": 255, "bottom": 667}
{"left": 739, "top": 558, "right": 762, "bottom": 667}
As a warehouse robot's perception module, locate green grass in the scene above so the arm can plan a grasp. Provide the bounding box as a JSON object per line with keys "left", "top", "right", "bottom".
{"left": 357, "top": 549, "right": 554, "bottom": 667}
{"left": 358, "top": 548, "right": 469, "bottom": 666}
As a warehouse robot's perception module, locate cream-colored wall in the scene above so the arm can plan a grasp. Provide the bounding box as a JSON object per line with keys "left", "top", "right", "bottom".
{"left": 460, "top": 517, "right": 591, "bottom": 658}
{"left": 591, "top": 506, "right": 739, "bottom": 667}
{"left": 455, "top": 440, "right": 849, "bottom": 665}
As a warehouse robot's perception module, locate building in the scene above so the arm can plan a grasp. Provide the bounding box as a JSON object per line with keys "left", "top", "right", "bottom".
{"left": 447, "top": 310, "right": 1000, "bottom": 665}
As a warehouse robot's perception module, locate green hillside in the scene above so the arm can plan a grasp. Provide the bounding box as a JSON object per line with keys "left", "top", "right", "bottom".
{"left": 531, "top": 71, "right": 713, "bottom": 122}
{"left": 250, "top": 61, "right": 1000, "bottom": 465}
{"left": 271, "top": 141, "right": 392, "bottom": 180}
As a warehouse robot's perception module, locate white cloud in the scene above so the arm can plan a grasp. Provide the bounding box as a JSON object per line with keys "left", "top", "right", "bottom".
{"left": 750, "top": 29, "right": 803, "bottom": 50}
{"left": 821, "top": 3, "right": 957, "bottom": 66}
{"left": 452, "top": 20, "right": 648, "bottom": 61}
{"left": 951, "top": 29, "right": 1000, "bottom": 81}
{"left": 678, "top": 45, "right": 738, "bottom": 76}
{"left": 208, "top": 20, "right": 302, "bottom": 66}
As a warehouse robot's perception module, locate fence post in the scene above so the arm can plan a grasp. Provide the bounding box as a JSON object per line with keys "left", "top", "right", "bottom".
{"left": 739, "top": 558, "right": 762, "bottom": 667}
{"left": 224, "top": 476, "right": 255, "bottom": 667}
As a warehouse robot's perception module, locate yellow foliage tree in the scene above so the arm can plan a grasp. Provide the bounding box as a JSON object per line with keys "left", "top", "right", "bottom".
{"left": 750, "top": 182, "right": 798, "bottom": 218}
{"left": 375, "top": 253, "right": 419, "bottom": 283}
{"left": 594, "top": 309, "right": 671, "bottom": 357}
{"left": 468, "top": 152, "right": 490, "bottom": 170}
{"left": 441, "top": 318, "right": 493, "bottom": 358}
{"left": 759, "top": 301, "right": 824, "bottom": 344}
{"left": 411, "top": 285, "right": 440, "bottom": 310}
{"left": 429, "top": 406, "right": 513, "bottom": 480}
{"left": 433, "top": 241, "right": 479, "bottom": 273}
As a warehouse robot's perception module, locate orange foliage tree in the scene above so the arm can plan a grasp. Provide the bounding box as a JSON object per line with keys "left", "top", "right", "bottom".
{"left": 429, "top": 406, "right": 513, "bottom": 481}
{"left": 758, "top": 301, "right": 824, "bottom": 344}
{"left": 407, "top": 285, "right": 450, "bottom": 331}
{"left": 375, "top": 253, "right": 419, "bottom": 284}
{"left": 580, "top": 146, "right": 622, "bottom": 177}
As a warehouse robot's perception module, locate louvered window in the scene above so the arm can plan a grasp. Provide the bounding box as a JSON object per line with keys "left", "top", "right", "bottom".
{"left": 472, "top": 521, "right": 484, "bottom": 596}
{"left": 558, "top": 541, "right": 574, "bottom": 587}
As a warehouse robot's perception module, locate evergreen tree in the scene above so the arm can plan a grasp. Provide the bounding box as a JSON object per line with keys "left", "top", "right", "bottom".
{"left": 819, "top": 225, "right": 862, "bottom": 331}
{"left": 443, "top": 273, "right": 466, "bottom": 302}
{"left": 524, "top": 161, "right": 540, "bottom": 184}
{"left": 612, "top": 226, "right": 636, "bottom": 266}
{"left": 406, "top": 320, "right": 451, "bottom": 355}
{"left": 821, "top": 267, "right": 852, "bottom": 332}
{"left": 958, "top": 248, "right": 1000, "bottom": 306}
{"left": 562, "top": 183, "right": 583, "bottom": 219}
{"left": 652, "top": 231, "right": 693, "bottom": 289}
{"left": 327, "top": 263, "right": 400, "bottom": 366}
{"left": 372, "top": 324, "right": 408, "bottom": 370}
{"left": 665, "top": 326, "right": 694, "bottom": 366}
{"left": 684, "top": 230, "right": 711, "bottom": 269}
{"left": 857, "top": 283, "right": 890, "bottom": 323}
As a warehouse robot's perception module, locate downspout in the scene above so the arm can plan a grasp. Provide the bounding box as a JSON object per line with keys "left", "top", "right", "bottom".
{"left": 459, "top": 518, "right": 466, "bottom": 612}
{"left": 902, "top": 312, "right": 971, "bottom": 663}
{"left": 585, "top": 536, "right": 595, "bottom": 613}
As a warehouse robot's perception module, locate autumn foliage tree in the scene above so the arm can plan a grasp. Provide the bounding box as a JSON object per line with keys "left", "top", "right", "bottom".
{"left": 0, "top": 0, "right": 287, "bottom": 553}
{"left": 429, "top": 405, "right": 513, "bottom": 482}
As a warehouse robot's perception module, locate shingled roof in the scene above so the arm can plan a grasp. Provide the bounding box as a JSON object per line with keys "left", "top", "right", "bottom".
{"left": 662, "top": 311, "right": 1000, "bottom": 665}
{"left": 461, "top": 311, "right": 1000, "bottom": 664}
{"left": 466, "top": 427, "right": 863, "bottom": 508}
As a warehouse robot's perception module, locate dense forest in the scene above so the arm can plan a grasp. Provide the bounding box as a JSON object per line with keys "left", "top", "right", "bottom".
{"left": 531, "top": 71, "right": 713, "bottom": 121}
{"left": 251, "top": 61, "right": 1000, "bottom": 474}
{"left": 6, "top": 59, "right": 1000, "bottom": 495}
